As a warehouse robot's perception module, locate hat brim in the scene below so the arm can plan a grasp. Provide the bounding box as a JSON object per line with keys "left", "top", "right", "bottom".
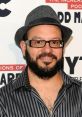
{"left": 15, "top": 22, "right": 72, "bottom": 48}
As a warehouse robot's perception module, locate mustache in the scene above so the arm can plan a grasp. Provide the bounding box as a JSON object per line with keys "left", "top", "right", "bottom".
{"left": 37, "top": 52, "right": 57, "bottom": 60}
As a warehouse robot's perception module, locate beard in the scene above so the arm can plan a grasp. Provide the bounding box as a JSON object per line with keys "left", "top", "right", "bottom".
{"left": 24, "top": 49, "right": 63, "bottom": 80}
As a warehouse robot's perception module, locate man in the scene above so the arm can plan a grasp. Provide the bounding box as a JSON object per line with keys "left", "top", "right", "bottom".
{"left": 0, "top": 5, "right": 82, "bottom": 117}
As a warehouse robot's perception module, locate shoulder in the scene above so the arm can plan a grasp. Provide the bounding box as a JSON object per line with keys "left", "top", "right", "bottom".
{"left": 0, "top": 80, "right": 14, "bottom": 112}
{"left": 62, "top": 71, "right": 82, "bottom": 88}
{"left": 0, "top": 78, "right": 16, "bottom": 96}
{"left": 0, "top": 68, "right": 28, "bottom": 97}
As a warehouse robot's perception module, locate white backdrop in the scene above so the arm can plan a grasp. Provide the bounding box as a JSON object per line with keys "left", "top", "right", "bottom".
{"left": 0, "top": 0, "right": 82, "bottom": 87}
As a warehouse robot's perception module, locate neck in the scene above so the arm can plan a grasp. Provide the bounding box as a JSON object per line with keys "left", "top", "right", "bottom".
{"left": 28, "top": 67, "right": 63, "bottom": 90}
{"left": 27, "top": 67, "right": 64, "bottom": 110}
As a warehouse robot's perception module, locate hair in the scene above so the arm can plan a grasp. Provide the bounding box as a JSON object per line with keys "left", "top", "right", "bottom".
{"left": 23, "top": 33, "right": 27, "bottom": 41}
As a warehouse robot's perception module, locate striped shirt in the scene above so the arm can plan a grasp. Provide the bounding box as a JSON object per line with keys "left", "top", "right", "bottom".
{"left": 0, "top": 67, "right": 82, "bottom": 117}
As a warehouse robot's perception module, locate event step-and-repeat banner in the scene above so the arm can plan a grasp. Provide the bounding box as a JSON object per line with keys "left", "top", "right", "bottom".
{"left": 0, "top": 0, "right": 82, "bottom": 87}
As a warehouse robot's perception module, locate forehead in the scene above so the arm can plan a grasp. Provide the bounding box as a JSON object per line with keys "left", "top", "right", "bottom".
{"left": 27, "top": 24, "right": 62, "bottom": 38}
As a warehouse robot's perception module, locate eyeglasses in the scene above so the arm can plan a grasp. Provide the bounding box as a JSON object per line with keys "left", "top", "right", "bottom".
{"left": 25, "top": 39, "right": 63, "bottom": 48}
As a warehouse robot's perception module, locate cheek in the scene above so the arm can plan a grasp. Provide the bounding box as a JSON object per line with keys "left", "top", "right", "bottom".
{"left": 53, "top": 49, "right": 63, "bottom": 59}
{"left": 27, "top": 48, "right": 40, "bottom": 60}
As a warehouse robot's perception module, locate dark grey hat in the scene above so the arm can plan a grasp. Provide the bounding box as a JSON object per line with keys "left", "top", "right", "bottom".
{"left": 15, "top": 5, "right": 72, "bottom": 48}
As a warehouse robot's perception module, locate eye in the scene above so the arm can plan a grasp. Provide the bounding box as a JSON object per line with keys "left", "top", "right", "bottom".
{"left": 55, "top": 40, "right": 60, "bottom": 44}
{"left": 51, "top": 40, "right": 60, "bottom": 44}
{"left": 31, "top": 40, "right": 44, "bottom": 46}
{"left": 36, "top": 40, "right": 42, "bottom": 44}
{"left": 35, "top": 40, "right": 44, "bottom": 45}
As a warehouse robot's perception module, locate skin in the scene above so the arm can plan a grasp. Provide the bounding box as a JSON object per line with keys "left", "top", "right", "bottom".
{"left": 20, "top": 25, "right": 63, "bottom": 70}
{"left": 20, "top": 25, "right": 64, "bottom": 110}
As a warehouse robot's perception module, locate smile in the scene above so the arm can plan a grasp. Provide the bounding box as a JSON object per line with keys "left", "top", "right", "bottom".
{"left": 40, "top": 56, "right": 53, "bottom": 63}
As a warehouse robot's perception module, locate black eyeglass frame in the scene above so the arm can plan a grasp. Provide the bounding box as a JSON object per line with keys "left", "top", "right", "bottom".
{"left": 25, "top": 39, "right": 64, "bottom": 48}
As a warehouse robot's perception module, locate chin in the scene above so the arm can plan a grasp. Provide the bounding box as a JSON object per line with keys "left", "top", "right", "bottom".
{"left": 37, "top": 61, "right": 56, "bottom": 70}
{"left": 39, "top": 58, "right": 55, "bottom": 64}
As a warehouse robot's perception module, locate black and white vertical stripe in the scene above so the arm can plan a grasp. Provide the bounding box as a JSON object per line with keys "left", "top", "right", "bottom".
{"left": 0, "top": 68, "right": 82, "bottom": 117}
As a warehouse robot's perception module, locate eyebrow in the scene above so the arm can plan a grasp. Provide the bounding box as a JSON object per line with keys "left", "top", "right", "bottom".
{"left": 30, "top": 36, "right": 43, "bottom": 40}
{"left": 30, "top": 36, "right": 62, "bottom": 40}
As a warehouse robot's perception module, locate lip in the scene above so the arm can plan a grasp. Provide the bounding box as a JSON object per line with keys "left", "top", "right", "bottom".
{"left": 40, "top": 56, "right": 53, "bottom": 63}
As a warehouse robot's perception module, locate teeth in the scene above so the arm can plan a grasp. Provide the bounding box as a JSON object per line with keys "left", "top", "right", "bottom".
{"left": 41, "top": 57, "right": 52, "bottom": 62}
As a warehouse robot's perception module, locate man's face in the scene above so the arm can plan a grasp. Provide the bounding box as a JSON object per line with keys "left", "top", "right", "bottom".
{"left": 21, "top": 25, "right": 63, "bottom": 78}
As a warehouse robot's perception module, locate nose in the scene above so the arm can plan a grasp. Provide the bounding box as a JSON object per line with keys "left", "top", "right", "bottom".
{"left": 42, "top": 43, "right": 52, "bottom": 53}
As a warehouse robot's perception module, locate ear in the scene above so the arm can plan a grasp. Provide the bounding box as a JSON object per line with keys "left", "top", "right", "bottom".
{"left": 20, "top": 41, "right": 26, "bottom": 56}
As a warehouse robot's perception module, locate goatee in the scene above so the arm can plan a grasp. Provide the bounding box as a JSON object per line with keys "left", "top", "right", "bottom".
{"left": 24, "top": 50, "right": 63, "bottom": 79}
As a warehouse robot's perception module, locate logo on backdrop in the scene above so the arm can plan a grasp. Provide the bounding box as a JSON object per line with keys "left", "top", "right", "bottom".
{"left": 46, "top": 0, "right": 82, "bottom": 10}
{"left": 0, "top": 0, "right": 11, "bottom": 17}
{"left": 57, "top": 11, "right": 82, "bottom": 23}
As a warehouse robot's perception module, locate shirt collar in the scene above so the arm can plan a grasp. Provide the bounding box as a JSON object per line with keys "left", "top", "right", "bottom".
{"left": 12, "top": 67, "right": 81, "bottom": 91}
{"left": 12, "top": 66, "right": 31, "bottom": 91}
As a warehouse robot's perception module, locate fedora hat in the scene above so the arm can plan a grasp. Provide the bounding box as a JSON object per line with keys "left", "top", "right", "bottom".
{"left": 15, "top": 5, "right": 72, "bottom": 48}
